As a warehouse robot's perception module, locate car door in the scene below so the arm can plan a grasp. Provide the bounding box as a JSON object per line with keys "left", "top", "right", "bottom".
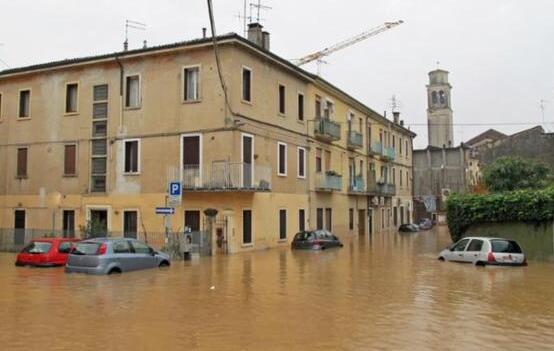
{"left": 112, "top": 240, "right": 134, "bottom": 271}
{"left": 56, "top": 241, "right": 73, "bottom": 265}
{"left": 130, "top": 240, "right": 157, "bottom": 270}
{"left": 463, "top": 239, "right": 485, "bottom": 263}
{"left": 447, "top": 238, "right": 470, "bottom": 262}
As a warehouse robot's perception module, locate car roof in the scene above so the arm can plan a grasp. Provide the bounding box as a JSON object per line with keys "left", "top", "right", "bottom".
{"left": 81, "top": 237, "right": 137, "bottom": 243}
{"left": 462, "top": 236, "right": 513, "bottom": 241}
{"left": 31, "top": 237, "right": 79, "bottom": 242}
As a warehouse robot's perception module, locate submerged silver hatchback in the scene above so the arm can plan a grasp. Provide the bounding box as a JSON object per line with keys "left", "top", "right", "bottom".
{"left": 65, "top": 238, "right": 170, "bottom": 275}
{"left": 438, "top": 237, "right": 527, "bottom": 266}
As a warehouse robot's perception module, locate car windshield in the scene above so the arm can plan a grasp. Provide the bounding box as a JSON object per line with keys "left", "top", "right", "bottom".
{"left": 491, "top": 240, "right": 522, "bottom": 254}
{"left": 73, "top": 242, "right": 101, "bottom": 255}
{"left": 21, "top": 241, "right": 52, "bottom": 254}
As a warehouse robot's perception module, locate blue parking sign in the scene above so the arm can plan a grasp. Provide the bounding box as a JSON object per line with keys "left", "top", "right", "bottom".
{"left": 169, "top": 182, "right": 181, "bottom": 196}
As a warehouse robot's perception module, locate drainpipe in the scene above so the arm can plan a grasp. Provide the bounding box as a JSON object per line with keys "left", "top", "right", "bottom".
{"left": 115, "top": 56, "right": 124, "bottom": 132}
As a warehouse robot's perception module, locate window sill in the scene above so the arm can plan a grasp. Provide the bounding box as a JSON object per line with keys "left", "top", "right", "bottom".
{"left": 124, "top": 172, "right": 141, "bottom": 176}
{"left": 297, "top": 175, "right": 306, "bottom": 180}
{"left": 64, "top": 112, "right": 79, "bottom": 117}
{"left": 277, "top": 173, "right": 287, "bottom": 177}
{"left": 241, "top": 243, "right": 254, "bottom": 248}
{"left": 15, "top": 176, "right": 28, "bottom": 180}
{"left": 277, "top": 239, "right": 287, "bottom": 243}
{"left": 297, "top": 119, "right": 305, "bottom": 124}
{"left": 182, "top": 99, "right": 202, "bottom": 105}
{"left": 17, "top": 117, "right": 31, "bottom": 121}
{"left": 63, "top": 174, "right": 78, "bottom": 178}
{"left": 278, "top": 113, "right": 286, "bottom": 118}
{"left": 241, "top": 100, "right": 252, "bottom": 106}
{"left": 124, "top": 106, "right": 142, "bottom": 111}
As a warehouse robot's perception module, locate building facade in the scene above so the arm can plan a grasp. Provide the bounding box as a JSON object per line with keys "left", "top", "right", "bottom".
{"left": 0, "top": 26, "right": 415, "bottom": 253}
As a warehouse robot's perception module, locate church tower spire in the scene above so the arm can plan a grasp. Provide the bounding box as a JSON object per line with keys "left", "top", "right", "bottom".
{"left": 427, "top": 69, "right": 454, "bottom": 147}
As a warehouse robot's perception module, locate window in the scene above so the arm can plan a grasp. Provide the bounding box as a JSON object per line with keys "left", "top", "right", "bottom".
{"left": 278, "top": 84, "right": 286, "bottom": 114}
{"left": 113, "top": 241, "right": 132, "bottom": 254}
{"left": 242, "top": 67, "right": 251, "bottom": 102}
{"left": 131, "top": 240, "right": 151, "bottom": 254}
{"left": 65, "top": 83, "right": 78, "bottom": 113}
{"left": 315, "top": 148, "right": 322, "bottom": 173}
{"left": 324, "top": 150, "right": 331, "bottom": 172}
{"left": 243, "top": 210, "right": 252, "bottom": 244}
{"left": 64, "top": 144, "right": 77, "bottom": 176}
{"left": 392, "top": 168, "right": 396, "bottom": 185}
{"left": 316, "top": 208, "right": 323, "bottom": 230}
{"left": 298, "top": 209, "right": 305, "bottom": 232}
{"left": 58, "top": 242, "right": 73, "bottom": 254}
{"left": 323, "top": 100, "right": 334, "bottom": 119}
{"left": 452, "top": 239, "right": 470, "bottom": 252}
{"left": 405, "top": 140, "right": 409, "bottom": 156}
{"left": 125, "top": 75, "right": 140, "bottom": 108}
{"left": 325, "top": 208, "right": 332, "bottom": 231}
{"left": 0, "top": 93, "right": 3, "bottom": 118}
{"left": 315, "top": 95, "right": 322, "bottom": 118}
{"left": 17, "top": 147, "right": 27, "bottom": 178}
{"left": 183, "top": 66, "right": 200, "bottom": 101}
{"left": 392, "top": 135, "right": 396, "bottom": 149}
{"left": 124, "top": 211, "right": 138, "bottom": 238}
{"left": 297, "top": 93, "right": 304, "bottom": 121}
{"left": 92, "top": 121, "right": 107, "bottom": 137}
{"left": 349, "top": 208, "right": 354, "bottom": 230}
{"left": 399, "top": 137, "right": 403, "bottom": 155}
{"left": 399, "top": 169, "right": 403, "bottom": 187}
{"left": 466, "top": 239, "right": 484, "bottom": 252}
{"left": 491, "top": 240, "right": 522, "bottom": 254}
{"left": 19, "top": 90, "right": 30, "bottom": 118}
{"left": 124, "top": 139, "right": 140, "bottom": 174}
{"left": 279, "top": 209, "right": 287, "bottom": 240}
{"left": 277, "top": 142, "right": 287, "bottom": 176}
{"left": 62, "top": 210, "right": 75, "bottom": 238}
{"left": 297, "top": 147, "right": 306, "bottom": 178}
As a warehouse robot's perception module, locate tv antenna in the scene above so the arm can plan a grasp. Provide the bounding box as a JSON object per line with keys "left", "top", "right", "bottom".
{"left": 390, "top": 94, "right": 402, "bottom": 113}
{"left": 540, "top": 99, "right": 550, "bottom": 132}
{"left": 250, "top": 0, "right": 271, "bottom": 23}
{"left": 237, "top": 1, "right": 271, "bottom": 38}
{"left": 0, "top": 43, "right": 9, "bottom": 69}
{"left": 124, "top": 19, "right": 146, "bottom": 51}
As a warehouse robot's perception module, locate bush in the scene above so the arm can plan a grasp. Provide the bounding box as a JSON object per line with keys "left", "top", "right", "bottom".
{"left": 446, "top": 186, "right": 554, "bottom": 242}
{"left": 483, "top": 157, "right": 551, "bottom": 192}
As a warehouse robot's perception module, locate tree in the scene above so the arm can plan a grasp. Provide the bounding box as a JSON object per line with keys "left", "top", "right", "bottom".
{"left": 483, "top": 157, "right": 551, "bottom": 192}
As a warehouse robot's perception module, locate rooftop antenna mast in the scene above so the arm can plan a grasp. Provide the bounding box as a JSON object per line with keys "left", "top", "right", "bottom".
{"left": 124, "top": 19, "right": 146, "bottom": 51}
{"left": 390, "top": 94, "right": 402, "bottom": 113}
{"left": 250, "top": 0, "right": 271, "bottom": 23}
{"left": 0, "top": 43, "right": 9, "bottom": 69}
{"left": 540, "top": 99, "right": 550, "bottom": 132}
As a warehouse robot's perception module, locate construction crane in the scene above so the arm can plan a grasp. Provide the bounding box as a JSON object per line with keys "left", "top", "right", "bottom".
{"left": 294, "top": 20, "right": 403, "bottom": 67}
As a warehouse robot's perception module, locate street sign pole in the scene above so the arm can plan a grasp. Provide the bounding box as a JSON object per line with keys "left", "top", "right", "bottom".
{"left": 164, "top": 196, "right": 169, "bottom": 244}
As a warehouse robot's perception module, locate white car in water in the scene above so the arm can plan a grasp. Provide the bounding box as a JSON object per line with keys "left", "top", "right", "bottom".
{"left": 438, "top": 237, "right": 527, "bottom": 266}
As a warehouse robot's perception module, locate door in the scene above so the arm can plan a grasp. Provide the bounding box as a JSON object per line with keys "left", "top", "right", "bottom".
{"left": 316, "top": 208, "right": 323, "bottom": 230}
{"left": 184, "top": 211, "right": 201, "bottom": 232}
{"left": 298, "top": 209, "right": 305, "bottom": 232}
{"left": 242, "top": 134, "right": 253, "bottom": 188}
{"left": 400, "top": 207, "right": 405, "bottom": 225}
{"left": 131, "top": 240, "right": 157, "bottom": 269}
{"left": 464, "top": 239, "right": 484, "bottom": 263}
{"left": 325, "top": 208, "right": 332, "bottom": 231}
{"left": 358, "top": 210, "right": 365, "bottom": 236}
{"left": 182, "top": 135, "right": 201, "bottom": 187}
{"left": 123, "top": 211, "right": 138, "bottom": 239}
{"left": 448, "top": 238, "right": 470, "bottom": 262}
{"left": 393, "top": 207, "right": 398, "bottom": 227}
{"left": 112, "top": 240, "right": 135, "bottom": 271}
{"left": 62, "top": 210, "right": 75, "bottom": 238}
{"left": 368, "top": 209, "right": 373, "bottom": 235}
{"left": 89, "top": 209, "right": 108, "bottom": 237}
{"left": 14, "top": 210, "right": 26, "bottom": 246}
{"left": 243, "top": 210, "right": 252, "bottom": 244}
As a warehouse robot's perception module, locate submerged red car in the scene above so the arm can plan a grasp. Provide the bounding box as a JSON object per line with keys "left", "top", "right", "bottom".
{"left": 15, "top": 238, "right": 80, "bottom": 267}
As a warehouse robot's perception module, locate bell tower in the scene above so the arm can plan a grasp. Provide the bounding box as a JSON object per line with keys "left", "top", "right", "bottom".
{"left": 427, "top": 69, "right": 454, "bottom": 147}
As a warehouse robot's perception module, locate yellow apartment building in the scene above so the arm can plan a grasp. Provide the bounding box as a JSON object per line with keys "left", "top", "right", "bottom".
{"left": 0, "top": 24, "right": 415, "bottom": 253}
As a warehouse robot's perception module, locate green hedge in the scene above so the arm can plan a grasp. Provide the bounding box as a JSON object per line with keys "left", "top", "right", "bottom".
{"left": 446, "top": 186, "right": 554, "bottom": 242}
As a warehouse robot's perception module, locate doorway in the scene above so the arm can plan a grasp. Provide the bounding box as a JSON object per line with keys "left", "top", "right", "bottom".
{"left": 368, "top": 209, "right": 373, "bottom": 235}
{"left": 358, "top": 209, "right": 365, "bottom": 236}
{"left": 185, "top": 210, "right": 201, "bottom": 232}
{"left": 14, "top": 210, "right": 25, "bottom": 246}
{"left": 242, "top": 134, "right": 253, "bottom": 188}
{"left": 89, "top": 209, "right": 108, "bottom": 237}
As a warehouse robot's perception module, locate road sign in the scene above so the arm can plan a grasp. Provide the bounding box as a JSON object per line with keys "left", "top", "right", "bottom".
{"left": 155, "top": 207, "right": 175, "bottom": 215}
{"left": 168, "top": 181, "right": 182, "bottom": 207}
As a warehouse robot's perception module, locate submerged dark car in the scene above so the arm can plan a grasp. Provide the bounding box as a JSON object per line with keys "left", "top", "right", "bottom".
{"left": 398, "top": 223, "right": 419, "bottom": 232}
{"left": 418, "top": 218, "right": 433, "bottom": 230}
{"left": 291, "top": 230, "right": 343, "bottom": 250}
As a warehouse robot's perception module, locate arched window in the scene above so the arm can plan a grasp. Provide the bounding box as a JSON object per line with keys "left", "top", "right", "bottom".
{"left": 431, "top": 91, "right": 438, "bottom": 104}
{"left": 439, "top": 90, "right": 446, "bottom": 105}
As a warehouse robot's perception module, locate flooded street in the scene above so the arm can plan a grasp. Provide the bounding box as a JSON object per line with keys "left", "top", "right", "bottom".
{"left": 1, "top": 227, "right": 554, "bottom": 350}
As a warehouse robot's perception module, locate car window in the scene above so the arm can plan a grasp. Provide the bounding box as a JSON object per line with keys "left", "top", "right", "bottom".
{"left": 58, "top": 242, "right": 73, "bottom": 254}
{"left": 466, "top": 239, "right": 484, "bottom": 252}
{"left": 131, "top": 240, "right": 152, "bottom": 254}
{"left": 22, "top": 242, "right": 52, "bottom": 254}
{"left": 452, "top": 239, "right": 470, "bottom": 252}
{"left": 73, "top": 242, "right": 101, "bottom": 255}
{"left": 491, "top": 240, "right": 522, "bottom": 254}
{"left": 113, "top": 241, "right": 131, "bottom": 254}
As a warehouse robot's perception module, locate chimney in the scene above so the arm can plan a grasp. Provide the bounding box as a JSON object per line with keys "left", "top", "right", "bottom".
{"left": 202, "top": 27, "right": 207, "bottom": 39}
{"left": 123, "top": 39, "right": 129, "bottom": 51}
{"left": 400, "top": 120, "right": 404, "bottom": 126}
{"left": 248, "top": 22, "right": 270, "bottom": 50}
{"left": 393, "top": 111, "right": 400, "bottom": 124}
{"left": 143, "top": 40, "right": 148, "bottom": 49}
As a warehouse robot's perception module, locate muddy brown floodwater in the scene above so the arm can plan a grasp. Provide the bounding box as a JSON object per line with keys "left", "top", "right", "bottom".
{"left": 1, "top": 227, "right": 554, "bottom": 350}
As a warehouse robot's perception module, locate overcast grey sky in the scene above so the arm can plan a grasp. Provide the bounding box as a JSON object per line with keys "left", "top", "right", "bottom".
{"left": 1, "top": 0, "right": 553, "bottom": 148}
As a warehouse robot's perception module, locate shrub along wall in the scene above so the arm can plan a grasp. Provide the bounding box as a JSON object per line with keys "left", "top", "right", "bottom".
{"left": 446, "top": 186, "right": 554, "bottom": 242}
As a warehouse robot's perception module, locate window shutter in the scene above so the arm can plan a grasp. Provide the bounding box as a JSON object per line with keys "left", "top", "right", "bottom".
{"left": 64, "top": 145, "right": 76, "bottom": 175}
{"left": 17, "top": 148, "right": 27, "bottom": 177}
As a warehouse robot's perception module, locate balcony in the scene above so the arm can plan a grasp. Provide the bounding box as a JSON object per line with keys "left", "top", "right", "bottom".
{"left": 182, "top": 163, "right": 271, "bottom": 191}
{"left": 315, "top": 172, "right": 342, "bottom": 192}
{"left": 347, "top": 130, "right": 363, "bottom": 150}
{"left": 370, "top": 141, "right": 383, "bottom": 155}
{"left": 366, "top": 174, "right": 396, "bottom": 196}
{"left": 314, "top": 118, "right": 341, "bottom": 142}
{"left": 382, "top": 147, "right": 396, "bottom": 161}
{"left": 348, "top": 175, "right": 365, "bottom": 193}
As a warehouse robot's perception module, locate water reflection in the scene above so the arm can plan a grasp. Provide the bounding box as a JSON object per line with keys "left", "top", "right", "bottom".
{"left": 1, "top": 226, "right": 554, "bottom": 350}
